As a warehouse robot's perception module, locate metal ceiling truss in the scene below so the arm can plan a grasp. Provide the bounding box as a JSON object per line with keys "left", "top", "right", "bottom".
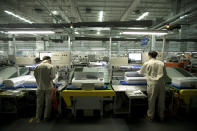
{"left": 0, "top": 37, "right": 196, "bottom": 42}
{"left": 0, "top": 20, "right": 153, "bottom": 30}
{"left": 120, "top": 0, "right": 141, "bottom": 21}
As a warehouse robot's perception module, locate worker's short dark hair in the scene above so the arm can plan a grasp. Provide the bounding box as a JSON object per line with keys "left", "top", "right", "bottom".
{"left": 35, "top": 57, "right": 41, "bottom": 64}
{"left": 148, "top": 51, "right": 158, "bottom": 58}
{"left": 42, "top": 56, "right": 51, "bottom": 61}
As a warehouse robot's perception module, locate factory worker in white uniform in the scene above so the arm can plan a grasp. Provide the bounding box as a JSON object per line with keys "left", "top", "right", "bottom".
{"left": 34, "top": 56, "right": 56, "bottom": 122}
{"left": 140, "top": 51, "right": 166, "bottom": 121}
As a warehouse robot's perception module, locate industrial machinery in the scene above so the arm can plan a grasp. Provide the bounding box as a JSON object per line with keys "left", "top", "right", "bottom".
{"left": 61, "top": 67, "right": 114, "bottom": 117}
{"left": 112, "top": 69, "right": 147, "bottom": 115}
{"left": 166, "top": 67, "right": 197, "bottom": 113}
{"left": 0, "top": 51, "right": 70, "bottom": 116}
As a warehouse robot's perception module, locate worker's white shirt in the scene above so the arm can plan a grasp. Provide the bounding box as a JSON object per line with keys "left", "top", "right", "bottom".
{"left": 140, "top": 58, "right": 166, "bottom": 84}
{"left": 34, "top": 60, "right": 56, "bottom": 90}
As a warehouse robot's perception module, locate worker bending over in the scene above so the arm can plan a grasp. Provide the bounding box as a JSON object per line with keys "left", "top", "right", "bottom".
{"left": 34, "top": 56, "right": 56, "bottom": 122}
{"left": 140, "top": 51, "right": 166, "bottom": 121}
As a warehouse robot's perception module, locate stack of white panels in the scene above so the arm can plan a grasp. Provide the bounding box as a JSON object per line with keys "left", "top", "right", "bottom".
{"left": 23, "top": 77, "right": 36, "bottom": 84}
{"left": 172, "top": 77, "right": 197, "bottom": 88}
{"left": 23, "top": 74, "right": 58, "bottom": 85}
{"left": 72, "top": 77, "right": 104, "bottom": 88}
{"left": 3, "top": 75, "right": 32, "bottom": 87}
{"left": 124, "top": 76, "right": 146, "bottom": 84}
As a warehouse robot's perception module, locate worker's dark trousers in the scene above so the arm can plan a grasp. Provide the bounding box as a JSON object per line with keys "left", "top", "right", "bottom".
{"left": 36, "top": 89, "right": 52, "bottom": 120}
{"left": 147, "top": 81, "right": 165, "bottom": 119}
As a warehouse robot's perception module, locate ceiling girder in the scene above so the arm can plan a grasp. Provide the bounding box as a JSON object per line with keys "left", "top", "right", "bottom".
{"left": 0, "top": 20, "right": 153, "bottom": 30}
{"left": 0, "top": 37, "right": 197, "bottom": 42}
{"left": 120, "top": 0, "right": 141, "bottom": 21}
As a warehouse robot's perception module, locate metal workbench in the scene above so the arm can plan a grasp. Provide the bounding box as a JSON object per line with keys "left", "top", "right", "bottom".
{"left": 112, "top": 85, "right": 147, "bottom": 115}
{"left": 61, "top": 85, "right": 115, "bottom": 117}
{"left": 0, "top": 90, "right": 26, "bottom": 117}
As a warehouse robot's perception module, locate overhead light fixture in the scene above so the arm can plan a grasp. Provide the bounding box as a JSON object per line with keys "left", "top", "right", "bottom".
{"left": 98, "top": 11, "right": 103, "bottom": 22}
{"left": 75, "top": 31, "right": 79, "bottom": 35}
{"left": 121, "top": 31, "right": 167, "bottom": 36}
{"left": 127, "top": 38, "right": 137, "bottom": 39}
{"left": 128, "top": 27, "right": 146, "bottom": 30}
{"left": 7, "top": 31, "right": 55, "bottom": 34}
{"left": 91, "top": 48, "right": 106, "bottom": 51}
{"left": 166, "top": 24, "right": 170, "bottom": 29}
{"left": 97, "top": 31, "right": 100, "bottom": 35}
{"left": 4, "top": 10, "right": 33, "bottom": 24}
{"left": 128, "top": 49, "right": 142, "bottom": 50}
{"left": 136, "top": 12, "right": 149, "bottom": 21}
{"left": 70, "top": 22, "right": 73, "bottom": 28}
{"left": 180, "top": 14, "right": 188, "bottom": 19}
{"left": 51, "top": 10, "right": 58, "bottom": 15}
{"left": 76, "top": 27, "right": 110, "bottom": 31}
{"left": 18, "top": 49, "right": 34, "bottom": 51}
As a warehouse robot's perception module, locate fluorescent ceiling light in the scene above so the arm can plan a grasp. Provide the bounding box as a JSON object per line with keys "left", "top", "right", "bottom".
{"left": 136, "top": 12, "right": 149, "bottom": 21}
{"left": 180, "top": 14, "right": 188, "bottom": 19}
{"left": 121, "top": 31, "right": 167, "bottom": 36}
{"left": 97, "top": 31, "right": 100, "bottom": 35}
{"left": 127, "top": 38, "right": 137, "bottom": 39}
{"left": 7, "top": 31, "right": 55, "bottom": 34}
{"left": 76, "top": 27, "right": 110, "bottom": 31}
{"left": 4, "top": 10, "right": 33, "bottom": 24}
{"left": 128, "top": 27, "right": 146, "bottom": 30}
{"left": 51, "top": 11, "right": 58, "bottom": 15}
{"left": 96, "top": 27, "right": 110, "bottom": 30}
{"left": 127, "top": 49, "right": 142, "bottom": 50}
{"left": 75, "top": 31, "right": 79, "bottom": 34}
{"left": 18, "top": 49, "right": 34, "bottom": 51}
{"left": 98, "top": 11, "right": 103, "bottom": 22}
{"left": 91, "top": 48, "right": 106, "bottom": 50}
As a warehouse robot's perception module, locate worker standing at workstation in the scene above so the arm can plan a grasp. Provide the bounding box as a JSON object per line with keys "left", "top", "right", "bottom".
{"left": 34, "top": 56, "right": 56, "bottom": 122}
{"left": 140, "top": 51, "right": 167, "bottom": 121}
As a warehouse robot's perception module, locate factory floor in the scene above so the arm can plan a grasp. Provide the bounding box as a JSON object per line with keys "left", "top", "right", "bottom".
{"left": 0, "top": 111, "right": 197, "bottom": 131}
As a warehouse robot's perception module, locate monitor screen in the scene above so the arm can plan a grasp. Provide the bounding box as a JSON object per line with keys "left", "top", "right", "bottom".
{"left": 129, "top": 53, "right": 142, "bottom": 61}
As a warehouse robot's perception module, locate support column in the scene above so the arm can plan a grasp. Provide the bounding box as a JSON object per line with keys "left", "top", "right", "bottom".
{"left": 162, "top": 36, "right": 166, "bottom": 61}
{"left": 8, "top": 34, "right": 14, "bottom": 56}
{"left": 151, "top": 35, "right": 156, "bottom": 51}
{"left": 109, "top": 37, "right": 112, "bottom": 62}
{"left": 109, "top": 37, "right": 112, "bottom": 84}
{"left": 68, "top": 36, "right": 71, "bottom": 50}
{"left": 43, "top": 41, "right": 46, "bottom": 51}
{"left": 11, "top": 35, "right": 20, "bottom": 76}
{"left": 8, "top": 34, "right": 16, "bottom": 65}
{"left": 68, "top": 35, "right": 71, "bottom": 68}
{"left": 13, "top": 35, "right": 16, "bottom": 57}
